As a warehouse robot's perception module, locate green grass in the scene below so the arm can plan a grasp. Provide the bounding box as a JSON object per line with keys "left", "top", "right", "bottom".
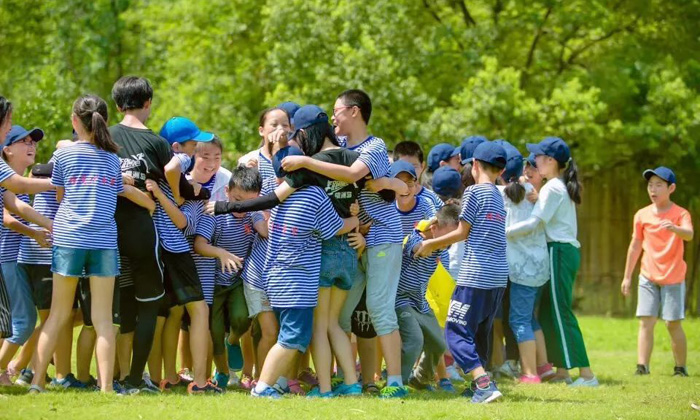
{"left": 1, "top": 316, "right": 699, "bottom": 420}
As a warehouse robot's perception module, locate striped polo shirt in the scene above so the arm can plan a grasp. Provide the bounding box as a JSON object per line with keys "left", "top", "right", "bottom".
{"left": 397, "top": 229, "right": 449, "bottom": 313}
{"left": 241, "top": 177, "right": 276, "bottom": 291}
{"left": 417, "top": 186, "right": 444, "bottom": 210}
{"left": 0, "top": 193, "right": 30, "bottom": 263}
{"left": 396, "top": 196, "right": 436, "bottom": 238}
{"left": 18, "top": 189, "right": 59, "bottom": 265}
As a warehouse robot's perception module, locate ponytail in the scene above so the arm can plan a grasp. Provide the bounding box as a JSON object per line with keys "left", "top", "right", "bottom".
{"left": 72, "top": 95, "right": 119, "bottom": 153}
{"left": 561, "top": 157, "right": 582, "bottom": 204}
{"left": 504, "top": 178, "right": 526, "bottom": 204}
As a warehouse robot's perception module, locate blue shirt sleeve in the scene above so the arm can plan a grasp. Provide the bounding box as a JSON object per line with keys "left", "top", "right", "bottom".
{"left": 113, "top": 155, "right": 124, "bottom": 194}
{"left": 0, "top": 159, "right": 15, "bottom": 184}
{"left": 50, "top": 151, "right": 64, "bottom": 187}
{"left": 357, "top": 140, "right": 390, "bottom": 180}
{"left": 403, "top": 230, "right": 423, "bottom": 258}
{"left": 196, "top": 213, "right": 216, "bottom": 243}
{"left": 314, "top": 192, "right": 344, "bottom": 240}
{"left": 460, "top": 186, "right": 479, "bottom": 226}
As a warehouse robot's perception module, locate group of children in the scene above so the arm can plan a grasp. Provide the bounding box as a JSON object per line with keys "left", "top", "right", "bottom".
{"left": 0, "top": 76, "right": 692, "bottom": 403}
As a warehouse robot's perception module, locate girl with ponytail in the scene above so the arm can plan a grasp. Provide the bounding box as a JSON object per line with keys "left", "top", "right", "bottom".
{"left": 29, "top": 94, "right": 155, "bottom": 394}
{"left": 506, "top": 137, "right": 597, "bottom": 387}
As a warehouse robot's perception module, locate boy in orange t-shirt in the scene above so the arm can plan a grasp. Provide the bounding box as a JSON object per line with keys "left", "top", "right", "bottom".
{"left": 621, "top": 167, "right": 694, "bottom": 377}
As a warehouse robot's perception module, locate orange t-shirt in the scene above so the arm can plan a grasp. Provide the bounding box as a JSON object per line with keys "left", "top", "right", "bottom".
{"left": 633, "top": 203, "right": 692, "bottom": 285}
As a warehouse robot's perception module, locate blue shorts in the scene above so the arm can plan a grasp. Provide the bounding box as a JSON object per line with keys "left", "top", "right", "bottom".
{"left": 51, "top": 246, "right": 119, "bottom": 278}
{"left": 319, "top": 235, "right": 357, "bottom": 291}
{"left": 274, "top": 307, "right": 314, "bottom": 353}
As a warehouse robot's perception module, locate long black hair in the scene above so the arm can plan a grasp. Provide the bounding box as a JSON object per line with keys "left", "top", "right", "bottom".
{"left": 295, "top": 122, "right": 338, "bottom": 157}
{"left": 559, "top": 158, "right": 582, "bottom": 204}
{"left": 73, "top": 95, "right": 119, "bottom": 153}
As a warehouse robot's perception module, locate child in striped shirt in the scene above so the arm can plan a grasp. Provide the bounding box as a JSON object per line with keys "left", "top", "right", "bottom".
{"left": 390, "top": 160, "right": 436, "bottom": 237}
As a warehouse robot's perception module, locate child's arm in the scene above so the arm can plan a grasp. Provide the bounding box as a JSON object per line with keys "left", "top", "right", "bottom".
{"left": 505, "top": 216, "right": 542, "bottom": 239}
{"left": 336, "top": 216, "right": 360, "bottom": 235}
{"left": 3, "top": 211, "right": 52, "bottom": 248}
{"left": 415, "top": 220, "right": 471, "bottom": 257}
{"left": 661, "top": 217, "right": 694, "bottom": 242}
{"left": 282, "top": 156, "right": 370, "bottom": 184}
{"left": 193, "top": 236, "right": 243, "bottom": 273}
{"left": 365, "top": 177, "right": 409, "bottom": 196}
{"left": 0, "top": 175, "right": 53, "bottom": 195}
{"left": 252, "top": 212, "right": 269, "bottom": 238}
{"left": 120, "top": 185, "right": 157, "bottom": 215}
{"left": 207, "top": 182, "right": 297, "bottom": 215}
{"left": 621, "top": 238, "right": 642, "bottom": 297}
{"left": 145, "top": 180, "right": 185, "bottom": 228}
{"left": 164, "top": 156, "right": 183, "bottom": 203}
{"left": 3, "top": 191, "right": 53, "bottom": 231}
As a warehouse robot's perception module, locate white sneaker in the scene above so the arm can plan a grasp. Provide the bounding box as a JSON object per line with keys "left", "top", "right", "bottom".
{"left": 446, "top": 364, "right": 465, "bottom": 382}
{"left": 228, "top": 370, "right": 241, "bottom": 387}
{"left": 498, "top": 360, "right": 520, "bottom": 378}
{"left": 569, "top": 376, "right": 599, "bottom": 387}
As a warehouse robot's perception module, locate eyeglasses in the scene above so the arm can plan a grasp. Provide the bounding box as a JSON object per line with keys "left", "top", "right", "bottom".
{"left": 332, "top": 105, "right": 356, "bottom": 117}
{"left": 18, "top": 137, "right": 37, "bottom": 146}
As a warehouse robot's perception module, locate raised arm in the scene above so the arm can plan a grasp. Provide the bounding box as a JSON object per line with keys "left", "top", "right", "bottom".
{"left": 282, "top": 156, "right": 370, "bottom": 184}
{"left": 145, "top": 180, "right": 184, "bottom": 228}
{"left": 415, "top": 220, "right": 471, "bottom": 257}
{"left": 208, "top": 182, "right": 297, "bottom": 215}
{"left": 0, "top": 175, "right": 53, "bottom": 195}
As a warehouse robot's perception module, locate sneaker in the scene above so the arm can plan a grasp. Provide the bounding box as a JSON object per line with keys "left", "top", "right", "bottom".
{"left": 188, "top": 381, "right": 223, "bottom": 395}
{"left": 498, "top": 360, "right": 520, "bottom": 379}
{"left": 635, "top": 364, "right": 650, "bottom": 375}
{"left": 239, "top": 374, "right": 255, "bottom": 391}
{"left": 51, "top": 373, "right": 88, "bottom": 390}
{"left": 226, "top": 340, "right": 243, "bottom": 371}
{"left": 437, "top": 378, "right": 455, "bottom": 393}
{"left": 159, "top": 377, "right": 183, "bottom": 392}
{"left": 537, "top": 363, "right": 556, "bottom": 382}
{"left": 408, "top": 375, "right": 434, "bottom": 391}
{"left": 227, "top": 370, "right": 241, "bottom": 387}
{"left": 380, "top": 382, "right": 409, "bottom": 399}
{"left": 446, "top": 364, "right": 465, "bottom": 382}
{"left": 297, "top": 368, "right": 319, "bottom": 387}
{"left": 306, "top": 387, "right": 334, "bottom": 398}
{"left": 15, "top": 369, "right": 33, "bottom": 386}
{"left": 569, "top": 376, "right": 599, "bottom": 387}
{"left": 287, "top": 379, "right": 305, "bottom": 396}
{"left": 251, "top": 386, "right": 281, "bottom": 399}
{"left": 82, "top": 375, "right": 97, "bottom": 388}
{"left": 122, "top": 381, "right": 141, "bottom": 395}
{"left": 178, "top": 368, "right": 194, "bottom": 383}
{"left": 28, "top": 384, "right": 45, "bottom": 394}
{"left": 518, "top": 374, "right": 541, "bottom": 384}
{"left": 673, "top": 366, "right": 689, "bottom": 377}
{"left": 471, "top": 381, "right": 502, "bottom": 404}
{"left": 110, "top": 380, "right": 133, "bottom": 395}
{"left": 334, "top": 382, "right": 362, "bottom": 396}
{"left": 549, "top": 375, "right": 573, "bottom": 385}
{"left": 461, "top": 381, "right": 477, "bottom": 398}
{"left": 212, "top": 371, "right": 229, "bottom": 390}
{"left": 362, "top": 383, "right": 380, "bottom": 395}
{"left": 0, "top": 370, "right": 12, "bottom": 386}
{"left": 142, "top": 374, "right": 158, "bottom": 391}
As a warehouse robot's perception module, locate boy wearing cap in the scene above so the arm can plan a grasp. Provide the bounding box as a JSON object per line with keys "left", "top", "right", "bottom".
{"left": 393, "top": 141, "right": 443, "bottom": 210}
{"left": 390, "top": 160, "right": 436, "bottom": 237}
{"left": 432, "top": 166, "right": 463, "bottom": 203}
{"left": 427, "top": 143, "right": 461, "bottom": 174}
{"left": 415, "top": 141, "right": 509, "bottom": 403}
{"left": 621, "top": 166, "right": 693, "bottom": 377}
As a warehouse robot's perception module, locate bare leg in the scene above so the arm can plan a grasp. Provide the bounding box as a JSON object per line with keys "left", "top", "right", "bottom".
{"left": 147, "top": 316, "right": 166, "bottom": 383}
{"left": 162, "top": 305, "right": 184, "bottom": 383}
{"left": 90, "top": 276, "right": 118, "bottom": 393}
{"left": 666, "top": 320, "right": 686, "bottom": 367}
{"left": 638, "top": 316, "right": 656, "bottom": 366}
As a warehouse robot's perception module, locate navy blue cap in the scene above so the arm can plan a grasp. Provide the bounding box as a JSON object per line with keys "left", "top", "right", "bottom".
{"left": 272, "top": 146, "right": 304, "bottom": 178}
{"left": 493, "top": 140, "right": 523, "bottom": 181}
{"left": 526, "top": 137, "right": 570, "bottom": 164}
{"left": 427, "top": 143, "right": 460, "bottom": 172}
{"left": 432, "top": 166, "right": 462, "bottom": 198}
{"left": 159, "top": 117, "right": 214, "bottom": 145}
{"left": 473, "top": 141, "right": 507, "bottom": 169}
{"left": 4, "top": 125, "right": 44, "bottom": 147}
{"left": 278, "top": 102, "right": 301, "bottom": 120}
{"left": 643, "top": 166, "right": 676, "bottom": 185}
{"left": 525, "top": 153, "right": 537, "bottom": 168}
{"left": 459, "top": 135, "right": 487, "bottom": 165}
{"left": 289, "top": 105, "right": 328, "bottom": 139}
{"left": 389, "top": 159, "right": 417, "bottom": 180}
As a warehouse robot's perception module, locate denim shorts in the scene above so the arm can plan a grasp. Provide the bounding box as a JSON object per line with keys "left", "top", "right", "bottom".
{"left": 319, "top": 235, "right": 357, "bottom": 291}
{"left": 51, "top": 246, "right": 119, "bottom": 278}
{"left": 274, "top": 307, "right": 314, "bottom": 353}
{"left": 508, "top": 282, "right": 542, "bottom": 343}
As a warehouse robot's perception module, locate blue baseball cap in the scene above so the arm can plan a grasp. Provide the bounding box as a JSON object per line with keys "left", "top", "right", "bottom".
{"left": 459, "top": 135, "right": 487, "bottom": 165}
{"left": 432, "top": 166, "right": 462, "bottom": 198}
{"left": 278, "top": 102, "right": 301, "bottom": 120}
{"left": 159, "top": 117, "right": 214, "bottom": 145}
{"left": 526, "top": 137, "right": 570, "bottom": 164}
{"left": 289, "top": 105, "right": 329, "bottom": 139}
{"left": 473, "top": 141, "right": 507, "bottom": 169}
{"left": 272, "top": 146, "right": 304, "bottom": 178}
{"left": 4, "top": 125, "right": 44, "bottom": 147}
{"left": 643, "top": 166, "right": 676, "bottom": 184}
{"left": 427, "top": 143, "right": 460, "bottom": 172}
{"left": 493, "top": 140, "right": 523, "bottom": 181}
{"left": 389, "top": 159, "right": 417, "bottom": 180}
{"left": 525, "top": 153, "right": 537, "bottom": 168}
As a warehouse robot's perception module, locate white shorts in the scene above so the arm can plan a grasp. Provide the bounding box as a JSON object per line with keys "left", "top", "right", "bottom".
{"left": 243, "top": 282, "right": 272, "bottom": 318}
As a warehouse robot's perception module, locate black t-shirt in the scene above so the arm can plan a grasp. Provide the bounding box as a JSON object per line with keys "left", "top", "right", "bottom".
{"left": 109, "top": 124, "right": 173, "bottom": 192}
{"left": 284, "top": 148, "right": 364, "bottom": 218}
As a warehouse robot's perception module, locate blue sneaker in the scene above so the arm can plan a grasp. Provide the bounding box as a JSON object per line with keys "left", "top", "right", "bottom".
{"left": 334, "top": 382, "right": 362, "bottom": 396}
{"left": 471, "top": 382, "right": 502, "bottom": 404}
{"left": 438, "top": 378, "right": 455, "bottom": 393}
{"left": 226, "top": 340, "right": 243, "bottom": 371}
{"left": 251, "top": 386, "right": 281, "bottom": 399}
{"left": 213, "top": 371, "right": 230, "bottom": 390}
{"left": 52, "top": 373, "right": 88, "bottom": 390}
{"left": 306, "top": 387, "right": 335, "bottom": 398}
{"left": 380, "top": 382, "right": 409, "bottom": 399}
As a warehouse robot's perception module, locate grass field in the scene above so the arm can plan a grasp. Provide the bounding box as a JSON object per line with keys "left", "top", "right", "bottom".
{"left": 1, "top": 316, "right": 698, "bottom": 420}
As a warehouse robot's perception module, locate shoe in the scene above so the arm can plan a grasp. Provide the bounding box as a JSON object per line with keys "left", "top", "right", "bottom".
{"left": 0, "top": 370, "right": 12, "bottom": 386}
{"left": 298, "top": 368, "right": 319, "bottom": 387}
{"left": 497, "top": 360, "right": 520, "bottom": 379}
{"left": 212, "top": 371, "right": 229, "bottom": 390}
{"left": 461, "top": 381, "right": 477, "bottom": 398}
{"left": 82, "top": 375, "right": 97, "bottom": 388}
{"left": 518, "top": 374, "right": 541, "bottom": 384}
{"left": 51, "top": 373, "right": 88, "bottom": 390}
{"left": 673, "top": 366, "right": 689, "bottom": 377}
{"left": 362, "top": 383, "right": 380, "bottom": 395}
{"left": 28, "top": 384, "right": 45, "bottom": 394}
{"left": 334, "top": 382, "right": 362, "bottom": 396}
{"left": 408, "top": 375, "right": 434, "bottom": 391}
{"left": 15, "top": 369, "right": 34, "bottom": 386}
{"left": 380, "top": 382, "right": 409, "bottom": 399}
{"left": 159, "top": 377, "right": 183, "bottom": 392}
{"left": 330, "top": 375, "right": 344, "bottom": 391}
{"left": 226, "top": 340, "right": 243, "bottom": 371}
{"left": 188, "top": 381, "right": 223, "bottom": 395}
{"left": 537, "top": 363, "right": 556, "bottom": 381}
{"left": 549, "top": 375, "right": 573, "bottom": 384}
{"left": 142, "top": 374, "right": 158, "bottom": 392}
{"left": 635, "top": 364, "right": 650, "bottom": 375}
{"left": 569, "top": 376, "right": 599, "bottom": 387}
{"left": 306, "top": 387, "right": 334, "bottom": 398}
{"left": 239, "top": 374, "right": 255, "bottom": 391}
{"left": 251, "top": 386, "right": 281, "bottom": 399}
{"left": 471, "top": 381, "right": 502, "bottom": 404}
{"left": 446, "top": 364, "right": 465, "bottom": 382}
{"left": 437, "top": 378, "right": 455, "bottom": 393}
{"left": 110, "top": 380, "right": 133, "bottom": 395}
{"left": 126, "top": 376, "right": 160, "bottom": 394}
{"left": 178, "top": 368, "right": 194, "bottom": 383}
{"left": 287, "top": 379, "right": 305, "bottom": 396}
{"left": 228, "top": 371, "right": 241, "bottom": 387}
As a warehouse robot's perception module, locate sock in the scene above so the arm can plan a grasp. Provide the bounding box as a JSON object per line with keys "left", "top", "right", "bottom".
{"left": 475, "top": 374, "right": 491, "bottom": 390}
{"left": 387, "top": 375, "right": 403, "bottom": 387}
{"left": 276, "top": 376, "right": 288, "bottom": 389}
{"left": 254, "top": 381, "right": 270, "bottom": 394}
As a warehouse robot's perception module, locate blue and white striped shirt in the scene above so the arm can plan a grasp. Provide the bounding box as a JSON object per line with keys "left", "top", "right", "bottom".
{"left": 341, "top": 136, "right": 403, "bottom": 247}
{"left": 0, "top": 161, "right": 16, "bottom": 229}
{"left": 51, "top": 143, "right": 124, "bottom": 249}
{"left": 152, "top": 180, "right": 190, "bottom": 254}
{"left": 397, "top": 229, "right": 449, "bottom": 313}
{"left": 0, "top": 193, "right": 30, "bottom": 263}
{"left": 257, "top": 150, "right": 276, "bottom": 180}
{"left": 18, "top": 189, "right": 59, "bottom": 265}
{"left": 417, "top": 186, "right": 444, "bottom": 210}
{"left": 396, "top": 196, "right": 436, "bottom": 238}
{"left": 457, "top": 183, "right": 508, "bottom": 289}
{"left": 241, "top": 177, "right": 276, "bottom": 291}
{"left": 263, "top": 186, "right": 343, "bottom": 308}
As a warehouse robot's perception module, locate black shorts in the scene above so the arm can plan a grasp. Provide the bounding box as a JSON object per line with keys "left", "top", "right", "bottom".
{"left": 0, "top": 272, "right": 11, "bottom": 339}
{"left": 351, "top": 289, "right": 377, "bottom": 339}
{"left": 162, "top": 249, "right": 204, "bottom": 307}
{"left": 78, "top": 277, "right": 121, "bottom": 327}
{"left": 17, "top": 263, "right": 53, "bottom": 310}
{"left": 115, "top": 200, "right": 166, "bottom": 302}
{"left": 118, "top": 285, "right": 138, "bottom": 334}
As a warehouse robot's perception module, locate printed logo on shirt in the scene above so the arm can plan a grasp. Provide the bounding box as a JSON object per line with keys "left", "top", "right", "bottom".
{"left": 485, "top": 212, "right": 506, "bottom": 222}
{"left": 269, "top": 222, "right": 299, "bottom": 236}
{"left": 325, "top": 180, "right": 353, "bottom": 200}
{"left": 446, "top": 300, "right": 470, "bottom": 325}
{"left": 354, "top": 309, "right": 373, "bottom": 333}
{"left": 120, "top": 153, "right": 150, "bottom": 182}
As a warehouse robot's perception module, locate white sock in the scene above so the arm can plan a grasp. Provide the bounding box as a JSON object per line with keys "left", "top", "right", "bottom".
{"left": 276, "top": 376, "right": 288, "bottom": 389}
{"left": 254, "top": 381, "right": 270, "bottom": 394}
{"left": 387, "top": 375, "right": 403, "bottom": 387}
